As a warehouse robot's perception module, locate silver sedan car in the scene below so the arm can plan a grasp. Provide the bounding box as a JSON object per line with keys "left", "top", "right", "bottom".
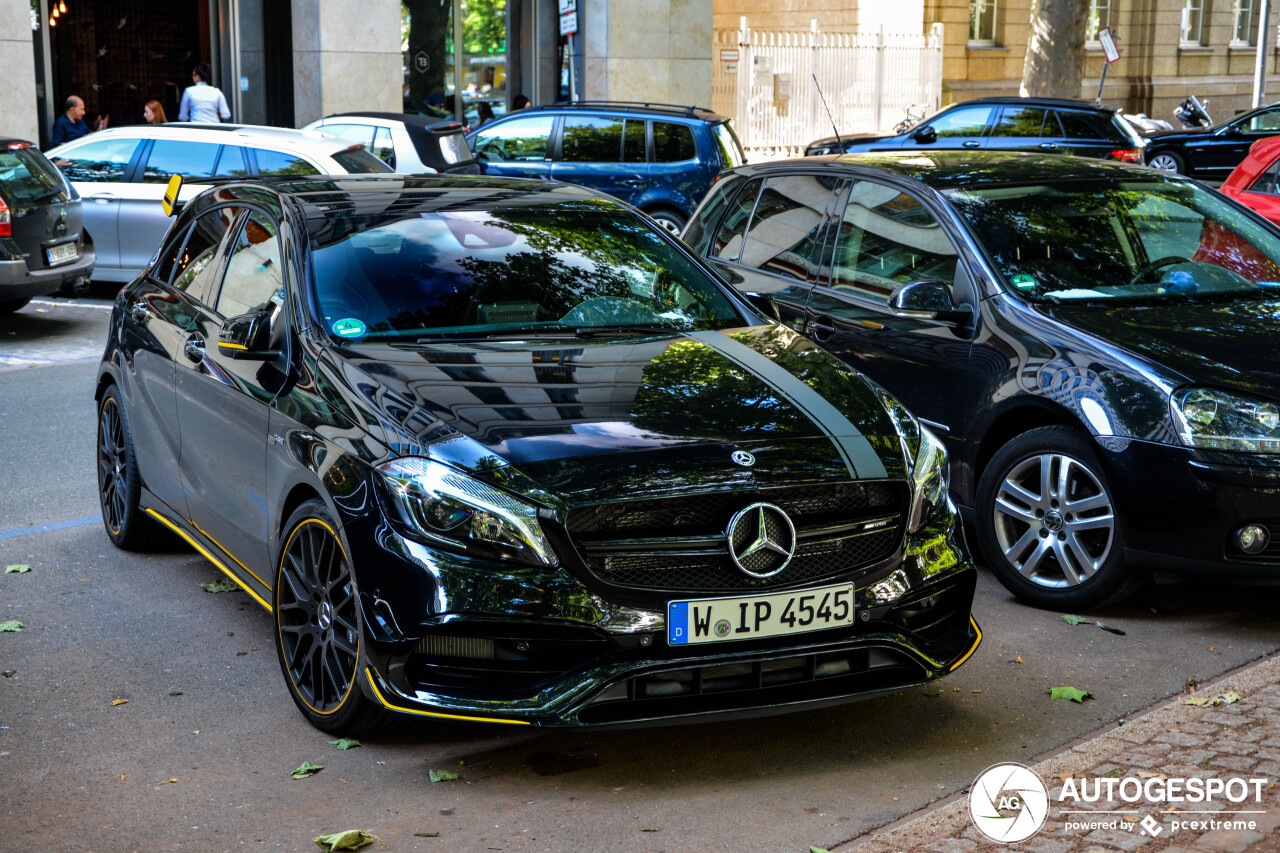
{"left": 46, "top": 124, "right": 391, "bottom": 283}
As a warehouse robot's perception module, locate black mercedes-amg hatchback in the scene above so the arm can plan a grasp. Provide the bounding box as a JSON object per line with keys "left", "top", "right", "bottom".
{"left": 94, "top": 174, "right": 978, "bottom": 732}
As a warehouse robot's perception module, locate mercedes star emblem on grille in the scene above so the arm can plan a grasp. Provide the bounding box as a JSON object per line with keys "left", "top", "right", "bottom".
{"left": 726, "top": 502, "right": 796, "bottom": 578}
{"left": 731, "top": 450, "right": 756, "bottom": 467}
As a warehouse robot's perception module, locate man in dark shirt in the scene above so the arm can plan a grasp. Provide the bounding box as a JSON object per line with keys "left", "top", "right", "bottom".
{"left": 50, "top": 96, "right": 107, "bottom": 146}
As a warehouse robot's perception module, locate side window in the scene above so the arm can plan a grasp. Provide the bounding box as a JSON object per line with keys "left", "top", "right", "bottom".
{"left": 215, "top": 210, "right": 284, "bottom": 319}
{"left": 652, "top": 121, "right": 697, "bottom": 162}
{"left": 623, "top": 119, "right": 646, "bottom": 163}
{"left": 992, "top": 107, "right": 1047, "bottom": 137}
{"left": 684, "top": 174, "right": 742, "bottom": 254}
{"left": 1127, "top": 193, "right": 1206, "bottom": 260}
{"left": 51, "top": 138, "right": 139, "bottom": 182}
{"left": 1249, "top": 160, "right": 1280, "bottom": 196}
{"left": 561, "top": 116, "right": 623, "bottom": 162}
{"left": 712, "top": 177, "right": 764, "bottom": 262}
{"left": 372, "top": 127, "right": 396, "bottom": 166}
{"left": 738, "top": 175, "right": 841, "bottom": 284}
{"left": 1057, "top": 110, "right": 1112, "bottom": 140}
{"left": 1243, "top": 109, "right": 1280, "bottom": 134}
{"left": 142, "top": 140, "right": 221, "bottom": 183}
{"left": 171, "top": 207, "right": 238, "bottom": 305}
{"left": 214, "top": 146, "right": 249, "bottom": 178}
{"left": 471, "top": 116, "right": 555, "bottom": 162}
{"left": 253, "top": 149, "right": 321, "bottom": 176}
{"left": 927, "top": 106, "right": 993, "bottom": 138}
{"left": 830, "top": 181, "right": 960, "bottom": 303}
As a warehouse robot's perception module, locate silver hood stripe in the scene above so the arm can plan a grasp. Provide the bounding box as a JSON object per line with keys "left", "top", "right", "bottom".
{"left": 688, "top": 330, "right": 888, "bottom": 479}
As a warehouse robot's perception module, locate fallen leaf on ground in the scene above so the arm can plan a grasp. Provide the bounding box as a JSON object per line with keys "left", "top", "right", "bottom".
{"left": 291, "top": 761, "right": 325, "bottom": 779}
{"left": 111, "top": 699, "right": 128, "bottom": 706}
{"left": 414, "top": 831, "right": 439, "bottom": 838}
{"left": 159, "top": 777, "right": 178, "bottom": 784}
{"left": 5, "top": 564, "right": 30, "bottom": 573}
{"left": 313, "top": 830, "right": 381, "bottom": 852}
{"left": 328, "top": 738, "right": 361, "bottom": 750}
{"left": 120, "top": 773, "right": 125, "bottom": 780}
{"left": 970, "top": 689, "right": 982, "bottom": 693}
{"left": 1015, "top": 656, "right": 1023, "bottom": 663}
{"left": 640, "top": 828, "right": 660, "bottom": 832}
{"left": 168, "top": 690, "right": 183, "bottom": 696}
{"left": 1062, "top": 614, "right": 1090, "bottom": 625}
{"left": 0, "top": 621, "right": 23, "bottom": 632}
{"left": 922, "top": 691, "right": 941, "bottom": 697}
{"left": 1049, "top": 686, "right": 1093, "bottom": 703}
{"left": 428, "top": 769, "right": 459, "bottom": 783}
{"left": 1209, "top": 646, "right": 1216, "bottom": 652}
{"left": 2, "top": 670, "right": 14, "bottom": 677}
{"left": 810, "top": 848, "right": 832, "bottom": 853}
{"left": 1138, "top": 772, "right": 1167, "bottom": 779}
{"left": 200, "top": 578, "right": 239, "bottom": 593}
{"left": 1183, "top": 691, "right": 1242, "bottom": 707}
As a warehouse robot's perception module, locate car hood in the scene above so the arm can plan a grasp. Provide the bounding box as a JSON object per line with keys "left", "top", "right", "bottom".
{"left": 1144, "top": 127, "right": 1214, "bottom": 143}
{"left": 1033, "top": 299, "right": 1280, "bottom": 398}
{"left": 325, "top": 325, "right": 905, "bottom": 504}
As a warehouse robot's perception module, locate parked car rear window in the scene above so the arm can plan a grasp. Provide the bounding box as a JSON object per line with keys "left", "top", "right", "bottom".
{"left": 653, "top": 121, "right": 697, "bottom": 162}
{"left": 142, "top": 140, "right": 221, "bottom": 183}
{"left": 332, "top": 147, "right": 394, "bottom": 173}
{"left": 254, "top": 149, "right": 322, "bottom": 176}
{"left": 0, "top": 148, "right": 70, "bottom": 203}
{"left": 52, "top": 137, "right": 139, "bottom": 182}
{"left": 992, "top": 107, "right": 1048, "bottom": 137}
{"left": 562, "top": 116, "right": 624, "bottom": 162}
{"left": 472, "top": 116, "right": 554, "bottom": 163}
{"left": 623, "top": 119, "right": 646, "bottom": 163}
{"left": 1056, "top": 110, "right": 1114, "bottom": 140}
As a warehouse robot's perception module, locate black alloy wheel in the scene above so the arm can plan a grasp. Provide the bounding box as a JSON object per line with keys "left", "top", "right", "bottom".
{"left": 275, "top": 500, "right": 385, "bottom": 733}
{"left": 975, "top": 425, "right": 1145, "bottom": 610}
{"left": 97, "top": 385, "right": 157, "bottom": 549}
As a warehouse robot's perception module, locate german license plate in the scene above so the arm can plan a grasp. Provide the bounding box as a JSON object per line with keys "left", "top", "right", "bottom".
{"left": 668, "top": 583, "right": 855, "bottom": 646}
{"left": 46, "top": 243, "right": 78, "bottom": 266}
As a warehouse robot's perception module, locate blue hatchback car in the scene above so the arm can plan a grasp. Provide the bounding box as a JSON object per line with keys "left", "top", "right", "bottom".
{"left": 465, "top": 101, "right": 746, "bottom": 233}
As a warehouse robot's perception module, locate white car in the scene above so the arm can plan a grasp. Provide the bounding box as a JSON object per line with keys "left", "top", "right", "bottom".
{"left": 300, "top": 113, "right": 478, "bottom": 175}
{"left": 46, "top": 124, "right": 391, "bottom": 283}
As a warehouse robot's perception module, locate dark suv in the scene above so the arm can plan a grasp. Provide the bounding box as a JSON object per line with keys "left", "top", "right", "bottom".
{"left": 805, "top": 97, "right": 1143, "bottom": 164}
{"left": 0, "top": 138, "right": 94, "bottom": 313}
{"left": 465, "top": 101, "right": 746, "bottom": 233}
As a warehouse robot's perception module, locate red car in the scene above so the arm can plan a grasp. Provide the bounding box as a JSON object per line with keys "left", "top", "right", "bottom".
{"left": 1220, "top": 135, "right": 1280, "bottom": 224}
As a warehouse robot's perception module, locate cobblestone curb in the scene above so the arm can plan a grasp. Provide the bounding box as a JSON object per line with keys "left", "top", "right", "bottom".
{"left": 842, "top": 653, "right": 1280, "bottom": 853}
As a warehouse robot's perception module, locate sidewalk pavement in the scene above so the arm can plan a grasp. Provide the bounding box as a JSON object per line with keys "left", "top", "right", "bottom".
{"left": 840, "top": 653, "right": 1280, "bottom": 853}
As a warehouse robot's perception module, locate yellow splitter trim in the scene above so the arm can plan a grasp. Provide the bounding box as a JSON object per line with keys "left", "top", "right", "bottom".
{"left": 146, "top": 508, "right": 272, "bottom": 611}
{"left": 950, "top": 616, "right": 982, "bottom": 671}
{"left": 364, "top": 667, "right": 530, "bottom": 726}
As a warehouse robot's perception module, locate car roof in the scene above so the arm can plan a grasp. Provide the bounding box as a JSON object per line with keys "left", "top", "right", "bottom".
{"left": 739, "top": 151, "right": 1165, "bottom": 191}
{"left": 515, "top": 101, "right": 725, "bottom": 122}
{"left": 183, "top": 174, "right": 611, "bottom": 221}
{"left": 48, "top": 124, "right": 360, "bottom": 157}
{"left": 325, "top": 112, "right": 467, "bottom": 130}
{"left": 949, "top": 96, "right": 1123, "bottom": 114}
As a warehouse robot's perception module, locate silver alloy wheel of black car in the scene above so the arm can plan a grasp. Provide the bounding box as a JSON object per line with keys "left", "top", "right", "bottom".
{"left": 275, "top": 501, "right": 382, "bottom": 732}
{"left": 1148, "top": 152, "right": 1183, "bottom": 173}
{"left": 976, "top": 425, "right": 1143, "bottom": 610}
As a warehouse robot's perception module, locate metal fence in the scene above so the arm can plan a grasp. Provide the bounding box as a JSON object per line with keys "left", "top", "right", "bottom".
{"left": 712, "top": 20, "right": 945, "bottom": 159}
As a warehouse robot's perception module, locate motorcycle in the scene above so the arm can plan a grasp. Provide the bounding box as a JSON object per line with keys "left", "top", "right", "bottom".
{"left": 1122, "top": 112, "right": 1173, "bottom": 134}
{"left": 1173, "top": 95, "right": 1213, "bottom": 128}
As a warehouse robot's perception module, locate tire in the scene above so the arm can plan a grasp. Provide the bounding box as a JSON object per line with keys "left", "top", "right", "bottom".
{"left": 645, "top": 208, "right": 687, "bottom": 236}
{"left": 974, "top": 425, "right": 1145, "bottom": 610}
{"left": 0, "top": 297, "right": 31, "bottom": 315}
{"left": 1147, "top": 151, "right": 1184, "bottom": 174}
{"left": 275, "top": 499, "right": 388, "bottom": 734}
{"left": 97, "top": 386, "right": 162, "bottom": 550}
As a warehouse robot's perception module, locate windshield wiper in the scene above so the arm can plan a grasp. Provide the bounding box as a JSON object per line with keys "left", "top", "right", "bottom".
{"left": 411, "top": 326, "right": 578, "bottom": 343}
{"left": 572, "top": 324, "right": 692, "bottom": 338}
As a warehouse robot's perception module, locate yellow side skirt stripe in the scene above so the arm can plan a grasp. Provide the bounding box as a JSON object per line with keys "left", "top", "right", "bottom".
{"left": 146, "top": 508, "right": 273, "bottom": 612}
{"left": 191, "top": 520, "right": 268, "bottom": 587}
{"left": 950, "top": 616, "right": 982, "bottom": 671}
{"left": 364, "top": 667, "right": 531, "bottom": 726}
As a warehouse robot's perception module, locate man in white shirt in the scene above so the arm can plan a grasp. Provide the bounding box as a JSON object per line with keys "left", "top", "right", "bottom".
{"left": 178, "top": 64, "right": 231, "bottom": 123}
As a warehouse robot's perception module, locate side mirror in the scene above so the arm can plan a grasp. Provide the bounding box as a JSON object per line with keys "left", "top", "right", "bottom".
{"left": 912, "top": 125, "right": 937, "bottom": 144}
{"left": 742, "top": 291, "right": 781, "bottom": 323}
{"left": 1226, "top": 124, "right": 1244, "bottom": 137}
{"left": 218, "top": 311, "right": 280, "bottom": 360}
{"left": 888, "top": 280, "right": 972, "bottom": 324}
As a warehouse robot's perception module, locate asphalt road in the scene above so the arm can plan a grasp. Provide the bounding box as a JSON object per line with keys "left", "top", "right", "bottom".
{"left": 2, "top": 298, "right": 1278, "bottom": 852}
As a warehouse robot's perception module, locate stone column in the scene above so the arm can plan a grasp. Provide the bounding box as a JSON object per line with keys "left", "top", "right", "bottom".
{"left": 581, "top": 0, "right": 713, "bottom": 107}
{"left": 291, "top": 0, "right": 401, "bottom": 126}
{"left": 2, "top": 0, "right": 39, "bottom": 143}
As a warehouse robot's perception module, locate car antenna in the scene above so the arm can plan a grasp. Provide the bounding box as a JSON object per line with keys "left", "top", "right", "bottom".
{"left": 813, "top": 74, "right": 843, "bottom": 152}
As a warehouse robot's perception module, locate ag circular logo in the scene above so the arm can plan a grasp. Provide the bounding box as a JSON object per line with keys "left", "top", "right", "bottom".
{"left": 969, "top": 763, "right": 1050, "bottom": 844}
{"left": 725, "top": 503, "right": 796, "bottom": 578}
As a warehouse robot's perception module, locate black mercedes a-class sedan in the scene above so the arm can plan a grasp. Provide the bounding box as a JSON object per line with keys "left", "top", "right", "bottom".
{"left": 683, "top": 151, "right": 1280, "bottom": 612}
{"left": 94, "top": 174, "right": 978, "bottom": 732}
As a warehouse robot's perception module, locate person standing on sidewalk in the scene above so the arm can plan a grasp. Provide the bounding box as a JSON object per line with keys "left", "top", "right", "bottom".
{"left": 50, "top": 95, "right": 107, "bottom": 146}
{"left": 178, "top": 64, "right": 230, "bottom": 123}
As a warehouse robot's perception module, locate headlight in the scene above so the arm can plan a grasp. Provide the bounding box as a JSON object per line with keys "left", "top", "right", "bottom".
{"left": 874, "top": 387, "right": 949, "bottom": 533}
{"left": 377, "top": 457, "right": 558, "bottom": 566}
{"left": 1173, "top": 388, "right": 1280, "bottom": 452}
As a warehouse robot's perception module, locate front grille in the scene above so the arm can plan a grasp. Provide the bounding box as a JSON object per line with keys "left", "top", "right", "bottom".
{"left": 567, "top": 481, "right": 907, "bottom": 594}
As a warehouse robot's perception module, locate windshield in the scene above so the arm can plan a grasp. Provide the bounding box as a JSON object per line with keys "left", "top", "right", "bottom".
{"left": 308, "top": 200, "right": 743, "bottom": 341}
{"left": 945, "top": 178, "right": 1280, "bottom": 302}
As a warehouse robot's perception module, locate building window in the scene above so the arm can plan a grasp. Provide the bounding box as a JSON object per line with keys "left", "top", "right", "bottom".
{"left": 970, "top": 0, "right": 997, "bottom": 45}
{"left": 1088, "top": 0, "right": 1112, "bottom": 43}
{"left": 1182, "top": 0, "right": 1205, "bottom": 44}
{"left": 1233, "top": 0, "right": 1257, "bottom": 44}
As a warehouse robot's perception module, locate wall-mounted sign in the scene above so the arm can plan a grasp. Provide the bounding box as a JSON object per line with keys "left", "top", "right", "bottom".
{"left": 720, "top": 49, "right": 739, "bottom": 62}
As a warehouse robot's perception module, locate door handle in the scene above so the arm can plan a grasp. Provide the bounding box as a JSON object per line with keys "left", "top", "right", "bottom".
{"left": 88, "top": 193, "right": 117, "bottom": 203}
{"left": 962, "top": 141, "right": 981, "bottom": 149}
{"left": 808, "top": 319, "right": 836, "bottom": 340}
{"left": 183, "top": 335, "right": 205, "bottom": 362}
{"left": 1039, "top": 142, "right": 1058, "bottom": 150}
{"left": 130, "top": 303, "right": 148, "bottom": 324}
{"left": 622, "top": 177, "right": 647, "bottom": 187}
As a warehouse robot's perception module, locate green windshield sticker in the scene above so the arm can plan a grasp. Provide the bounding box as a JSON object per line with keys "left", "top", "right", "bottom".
{"left": 1011, "top": 275, "right": 1037, "bottom": 289}
{"left": 332, "top": 318, "right": 367, "bottom": 338}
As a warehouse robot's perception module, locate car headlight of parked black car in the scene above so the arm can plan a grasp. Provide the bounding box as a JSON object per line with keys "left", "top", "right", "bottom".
{"left": 1174, "top": 387, "right": 1280, "bottom": 452}
{"left": 876, "top": 387, "right": 949, "bottom": 534}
